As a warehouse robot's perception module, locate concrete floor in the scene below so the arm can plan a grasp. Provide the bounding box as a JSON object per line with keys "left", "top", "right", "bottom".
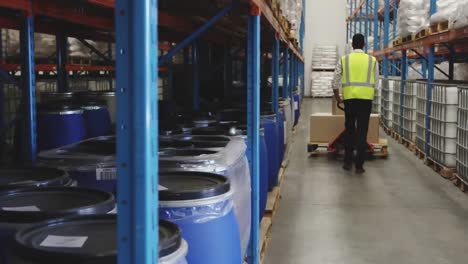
{"left": 265, "top": 98, "right": 468, "bottom": 264}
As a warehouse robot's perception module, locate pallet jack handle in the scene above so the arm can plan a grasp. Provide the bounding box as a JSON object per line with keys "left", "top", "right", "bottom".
{"left": 337, "top": 102, "right": 345, "bottom": 111}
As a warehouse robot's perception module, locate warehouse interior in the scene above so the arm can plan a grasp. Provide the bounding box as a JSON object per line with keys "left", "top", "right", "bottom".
{"left": 1, "top": 0, "right": 468, "bottom": 264}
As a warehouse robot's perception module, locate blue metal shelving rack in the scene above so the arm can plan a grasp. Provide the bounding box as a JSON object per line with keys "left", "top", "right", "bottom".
{"left": 347, "top": 0, "right": 468, "bottom": 158}
{"left": 0, "top": 0, "right": 305, "bottom": 264}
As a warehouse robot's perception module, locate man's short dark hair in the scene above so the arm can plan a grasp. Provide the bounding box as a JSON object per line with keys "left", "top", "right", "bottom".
{"left": 352, "top": 34, "right": 365, "bottom": 49}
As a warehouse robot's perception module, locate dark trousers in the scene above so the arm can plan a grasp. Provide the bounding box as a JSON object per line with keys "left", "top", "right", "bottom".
{"left": 344, "top": 99, "right": 372, "bottom": 169}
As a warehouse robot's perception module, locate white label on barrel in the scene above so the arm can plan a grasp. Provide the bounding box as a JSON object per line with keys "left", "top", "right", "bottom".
{"left": 96, "top": 168, "right": 117, "bottom": 181}
{"left": 294, "top": 101, "right": 299, "bottom": 110}
{"left": 158, "top": 185, "right": 168, "bottom": 191}
{"left": 40, "top": 235, "right": 88, "bottom": 248}
{"left": 2, "top": 205, "right": 40, "bottom": 212}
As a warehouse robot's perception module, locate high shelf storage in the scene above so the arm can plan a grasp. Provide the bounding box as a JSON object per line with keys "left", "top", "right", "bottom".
{"left": 347, "top": 0, "right": 468, "bottom": 176}
{"left": 0, "top": 0, "right": 305, "bottom": 263}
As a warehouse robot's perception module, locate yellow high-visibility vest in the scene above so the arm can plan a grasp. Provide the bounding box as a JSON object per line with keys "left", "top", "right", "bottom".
{"left": 341, "top": 52, "right": 377, "bottom": 100}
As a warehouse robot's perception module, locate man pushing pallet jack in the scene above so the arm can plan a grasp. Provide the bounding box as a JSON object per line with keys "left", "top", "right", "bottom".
{"left": 308, "top": 34, "right": 388, "bottom": 173}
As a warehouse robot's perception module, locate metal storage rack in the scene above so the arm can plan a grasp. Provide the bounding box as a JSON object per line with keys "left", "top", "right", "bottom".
{"left": 348, "top": 0, "right": 468, "bottom": 158}
{"left": 0, "top": 0, "right": 305, "bottom": 263}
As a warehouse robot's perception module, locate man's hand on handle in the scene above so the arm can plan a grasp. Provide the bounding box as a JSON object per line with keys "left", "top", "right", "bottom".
{"left": 333, "top": 89, "right": 343, "bottom": 104}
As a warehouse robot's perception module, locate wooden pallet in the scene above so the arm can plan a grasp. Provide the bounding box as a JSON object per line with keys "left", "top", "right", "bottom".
{"left": 430, "top": 21, "right": 450, "bottom": 35}
{"left": 425, "top": 157, "right": 456, "bottom": 180}
{"left": 453, "top": 174, "right": 468, "bottom": 194}
{"left": 402, "top": 34, "right": 413, "bottom": 43}
{"left": 307, "top": 138, "right": 389, "bottom": 159}
{"left": 392, "top": 38, "right": 402, "bottom": 47}
{"left": 400, "top": 137, "right": 416, "bottom": 152}
{"left": 390, "top": 130, "right": 401, "bottom": 141}
{"left": 413, "top": 147, "right": 426, "bottom": 160}
{"left": 265, "top": 187, "right": 281, "bottom": 218}
{"left": 260, "top": 216, "right": 273, "bottom": 264}
{"left": 414, "top": 28, "right": 430, "bottom": 40}
{"left": 382, "top": 125, "right": 393, "bottom": 136}
{"left": 371, "top": 138, "right": 390, "bottom": 159}
{"left": 267, "top": 0, "right": 280, "bottom": 17}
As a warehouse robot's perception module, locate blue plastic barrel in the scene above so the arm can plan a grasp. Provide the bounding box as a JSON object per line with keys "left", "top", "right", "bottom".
{"left": 261, "top": 112, "right": 280, "bottom": 189}
{"left": 37, "top": 103, "right": 86, "bottom": 151}
{"left": 293, "top": 92, "right": 300, "bottom": 125}
{"left": 259, "top": 130, "right": 269, "bottom": 218}
{"left": 159, "top": 172, "right": 241, "bottom": 264}
{"left": 0, "top": 168, "right": 74, "bottom": 192}
{"left": 76, "top": 91, "right": 116, "bottom": 125}
{"left": 82, "top": 103, "right": 112, "bottom": 138}
{"left": 38, "top": 136, "right": 117, "bottom": 194}
{"left": 235, "top": 125, "right": 269, "bottom": 219}
{"left": 0, "top": 187, "right": 115, "bottom": 264}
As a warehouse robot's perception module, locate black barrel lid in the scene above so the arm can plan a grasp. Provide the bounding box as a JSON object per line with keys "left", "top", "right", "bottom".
{"left": 86, "top": 91, "right": 116, "bottom": 97}
{"left": 0, "top": 168, "right": 70, "bottom": 191}
{"left": 14, "top": 214, "right": 116, "bottom": 263}
{"left": 159, "top": 121, "right": 184, "bottom": 136}
{"left": 159, "top": 149, "right": 218, "bottom": 157}
{"left": 14, "top": 216, "right": 182, "bottom": 263}
{"left": 159, "top": 171, "right": 230, "bottom": 200}
{"left": 159, "top": 220, "right": 183, "bottom": 258}
{"left": 38, "top": 102, "right": 82, "bottom": 113}
{"left": 41, "top": 92, "right": 75, "bottom": 100}
{"left": 174, "top": 135, "right": 231, "bottom": 143}
{"left": 190, "top": 126, "right": 236, "bottom": 136}
{"left": 159, "top": 139, "right": 195, "bottom": 149}
{"left": 0, "top": 187, "right": 115, "bottom": 223}
{"left": 82, "top": 100, "right": 107, "bottom": 108}
{"left": 53, "top": 136, "right": 116, "bottom": 156}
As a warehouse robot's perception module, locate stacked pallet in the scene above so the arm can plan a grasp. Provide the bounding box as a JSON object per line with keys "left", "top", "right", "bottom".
{"left": 310, "top": 45, "right": 337, "bottom": 98}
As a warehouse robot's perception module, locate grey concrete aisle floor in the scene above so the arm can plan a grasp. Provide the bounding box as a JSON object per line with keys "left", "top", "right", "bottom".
{"left": 265, "top": 98, "right": 468, "bottom": 264}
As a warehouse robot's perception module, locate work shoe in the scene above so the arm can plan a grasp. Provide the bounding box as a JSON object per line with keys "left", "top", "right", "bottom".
{"left": 355, "top": 168, "right": 366, "bottom": 174}
{"left": 343, "top": 163, "right": 352, "bottom": 171}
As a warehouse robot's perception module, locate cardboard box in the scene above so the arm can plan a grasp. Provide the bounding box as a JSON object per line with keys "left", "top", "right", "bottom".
{"left": 332, "top": 96, "right": 345, "bottom": 115}
{"left": 309, "top": 113, "right": 380, "bottom": 143}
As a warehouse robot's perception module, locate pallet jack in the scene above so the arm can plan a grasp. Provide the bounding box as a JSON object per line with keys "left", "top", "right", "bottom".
{"left": 307, "top": 102, "right": 388, "bottom": 159}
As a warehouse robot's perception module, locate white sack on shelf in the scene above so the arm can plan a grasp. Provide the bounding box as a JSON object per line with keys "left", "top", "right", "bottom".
{"left": 431, "top": 0, "right": 468, "bottom": 29}
{"left": 397, "top": 0, "right": 430, "bottom": 37}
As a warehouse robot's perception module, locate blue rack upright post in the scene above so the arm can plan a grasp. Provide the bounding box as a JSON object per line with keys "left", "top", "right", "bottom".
{"left": 283, "top": 48, "right": 289, "bottom": 99}
{"left": 19, "top": 5, "right": 37, "bottom": 165}
{"left": 246, "top": 3, "right": 261, "bottom": 264}
{"left": 115, "top": 0, "right": 159, "bottom": 263}
{"left": 425, "top": 0, "right": 437, "bottom": 156}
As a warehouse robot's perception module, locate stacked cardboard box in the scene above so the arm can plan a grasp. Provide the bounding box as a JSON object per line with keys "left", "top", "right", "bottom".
{"left": 309, "top": 99, "right": 380, "bottom": 144}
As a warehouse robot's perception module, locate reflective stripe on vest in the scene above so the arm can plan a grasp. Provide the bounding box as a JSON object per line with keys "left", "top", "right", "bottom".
{"left": 341, "top": 53, "right": 376, "bottom": 100}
